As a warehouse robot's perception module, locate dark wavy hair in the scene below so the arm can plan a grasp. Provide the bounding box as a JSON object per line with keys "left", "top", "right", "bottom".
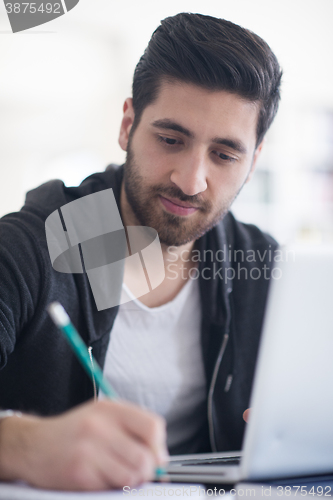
{"left": 132, "top": 13, "right": 282, "bottom": 147}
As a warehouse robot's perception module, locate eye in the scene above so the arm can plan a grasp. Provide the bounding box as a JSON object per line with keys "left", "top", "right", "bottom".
{"left": 213, "top": 151, "right": 237, "bottom": 163}
{"left": 158, "top": 136, "right": 182, "bottom": 146}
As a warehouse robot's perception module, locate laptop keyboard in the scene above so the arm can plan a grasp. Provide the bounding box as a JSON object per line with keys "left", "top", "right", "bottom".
{"left": 177, "top": 456, "right": 241, "bottom": 466}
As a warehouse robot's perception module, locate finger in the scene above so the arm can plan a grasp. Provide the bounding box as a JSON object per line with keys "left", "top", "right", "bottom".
{"left": 109, "top": 401, "right": 168, "bottom": 462}
{"left": 243, "top": 408, "right": 251, "bottom": 423}
{"left": 97, "top": 451, "right": 150, "bottom": 490}
{"left": 108, "top": 428, "right": 155, "bottom": 480}
{"left": 71, "top": 403, "right": 156, "bottom": 484}
{"left": 64, "top": 446, "right": 144, "bottom": 491}
{"left": 57, "top": 433, "right": 151, "bottom": 491}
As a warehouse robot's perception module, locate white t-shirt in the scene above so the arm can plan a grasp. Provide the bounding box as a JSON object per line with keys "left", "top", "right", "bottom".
{"left": 101, "top": 277, "right": 207, "bottom": 453}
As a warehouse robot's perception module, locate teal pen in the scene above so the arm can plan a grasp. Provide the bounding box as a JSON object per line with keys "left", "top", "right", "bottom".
{"left": 47, "top": 301, "right": 167, "bottom": 480}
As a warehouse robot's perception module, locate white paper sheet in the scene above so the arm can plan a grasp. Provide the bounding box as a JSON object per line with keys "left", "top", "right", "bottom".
{"left": 0, "top": 481, "right": 207, "bottom": 499}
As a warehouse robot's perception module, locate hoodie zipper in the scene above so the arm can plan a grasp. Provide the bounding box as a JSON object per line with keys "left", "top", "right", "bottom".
{"left": 207, "top": 332, "right": 229, "bottom": 451}
{"left": 88, "top": 346, "right": 97, "bottom": 401}
{"left": 207, "top": 287, "right": 232, "bottom": 452}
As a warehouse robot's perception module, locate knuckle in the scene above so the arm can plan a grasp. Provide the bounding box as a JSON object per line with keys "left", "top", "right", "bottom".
{"left": 142, "top": 466, "right": 155, "bottom": 482}
{"left": 138, "top": 461, "right": 154, "bottom": 482}
{"left": 132, "top": 449, "right": 154, "bottom": 478}
{"left": 140, "top": 456, "right": 151, "bottom": 475}
{"left": 77, "top": 415, "right": 100, "bottom": 438}
{"left": 133, "top": 448, "right": 148, "bottom": 466}
{"left": 146, "top": 416, "right": 164, "bottom": 441}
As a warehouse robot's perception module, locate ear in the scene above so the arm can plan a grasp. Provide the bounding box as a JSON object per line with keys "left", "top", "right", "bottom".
{"left": 118, "top": 98, "right": 135, "bottom": 151}
{"left": 245, "top": 139, "right": 265, "bottom": 184}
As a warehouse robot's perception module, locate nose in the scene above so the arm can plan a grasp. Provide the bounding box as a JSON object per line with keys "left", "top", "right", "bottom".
{"left": 169, "top": 151, "right": 208, "bottom": 196}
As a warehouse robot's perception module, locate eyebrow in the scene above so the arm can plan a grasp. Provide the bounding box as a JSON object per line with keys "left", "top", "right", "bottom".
{"left": 152, "top": 119, "right": 194, "bottom": 138}
{"left": 151, "top": 119, "right": 247, "bottom": 155}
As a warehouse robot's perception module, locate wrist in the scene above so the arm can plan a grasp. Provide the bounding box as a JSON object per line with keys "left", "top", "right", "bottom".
{"left": 0, "top": 412, "right": 39, "bottom": 482}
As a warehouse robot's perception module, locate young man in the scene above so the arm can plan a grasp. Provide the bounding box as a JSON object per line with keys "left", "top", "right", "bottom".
{"left": 0, "top": 13, "right": 282, "bottom": 491}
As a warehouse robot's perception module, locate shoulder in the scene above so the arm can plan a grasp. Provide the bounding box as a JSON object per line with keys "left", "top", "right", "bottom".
{"left": 0, "top": 164, "right": 124, "bottom": 290}
{"left": 22, "top": 164, "right": 124, "bottom": 220}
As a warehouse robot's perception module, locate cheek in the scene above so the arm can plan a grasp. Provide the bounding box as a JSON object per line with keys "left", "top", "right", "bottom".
{"left": 210, "top": 164, "right": 250, "bottom": 196}
{"left": 132, "top": 138, "right": 170, "bottom": 181}
{"left": 138, "top": 154, "right": 172, "bottom": 184}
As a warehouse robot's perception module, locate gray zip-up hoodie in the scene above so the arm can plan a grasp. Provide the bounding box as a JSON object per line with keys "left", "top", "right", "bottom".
{"left": 0, "top": 165, "right": 278, "bottom": 453}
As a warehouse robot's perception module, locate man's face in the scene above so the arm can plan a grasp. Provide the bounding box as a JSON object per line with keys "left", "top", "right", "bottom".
{"left": 119, "top": 80, "right": 262, "bottom": 247}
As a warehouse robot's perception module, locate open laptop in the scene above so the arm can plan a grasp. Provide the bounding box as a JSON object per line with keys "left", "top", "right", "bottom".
{"left": 167, "top": 245, "right": 333, "bottom": 483}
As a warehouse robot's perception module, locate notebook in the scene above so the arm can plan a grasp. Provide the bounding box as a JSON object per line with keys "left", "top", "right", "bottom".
{"left": 167, "top": 245, "right": 333, "bottom": 483}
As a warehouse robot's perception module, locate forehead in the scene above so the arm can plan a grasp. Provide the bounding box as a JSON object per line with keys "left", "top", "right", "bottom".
{"left": 140, "top": 80, "right": 259, "bottom": 151}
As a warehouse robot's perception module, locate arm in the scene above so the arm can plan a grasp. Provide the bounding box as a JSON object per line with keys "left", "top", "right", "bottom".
{"left": 0, "top": 215, "right": 168, "bottom": 490}
{"left": 0, "top": 215, "right": 43, "bottom": 369}
{"left": 0, "top": 399, "right": 168, "bottom": 491}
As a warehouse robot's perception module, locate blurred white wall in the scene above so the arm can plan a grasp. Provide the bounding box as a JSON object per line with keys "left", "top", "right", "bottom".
{"left": 0, "top": 0, "right": 332, "bottom": 243}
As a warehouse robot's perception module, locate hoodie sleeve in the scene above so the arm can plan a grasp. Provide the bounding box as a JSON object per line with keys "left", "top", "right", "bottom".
{"left": 0, "top": 215, "right": 43, "bottom": 369}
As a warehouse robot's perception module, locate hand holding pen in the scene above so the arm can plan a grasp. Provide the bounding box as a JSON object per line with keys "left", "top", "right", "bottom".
{"left": 46, "top": 302, "right": 168, "bottom": 487}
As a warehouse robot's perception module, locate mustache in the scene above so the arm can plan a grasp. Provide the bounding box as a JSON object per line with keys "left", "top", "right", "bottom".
{"left": 153, "top": 185, "right": 211, "bottom": 211}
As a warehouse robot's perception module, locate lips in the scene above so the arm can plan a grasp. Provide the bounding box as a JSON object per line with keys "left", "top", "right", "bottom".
{"left": 159, "top": 195, "right": 199, "bottom": 216}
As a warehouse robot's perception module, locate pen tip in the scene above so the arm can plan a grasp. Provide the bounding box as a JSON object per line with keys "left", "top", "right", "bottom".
{"left": 155, "top": 466, "right": 167, "bottom": 479}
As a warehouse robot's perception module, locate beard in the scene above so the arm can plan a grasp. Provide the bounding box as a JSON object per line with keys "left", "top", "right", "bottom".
{"left": 123, "top": 140, "right": 242, "bottom": 247}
